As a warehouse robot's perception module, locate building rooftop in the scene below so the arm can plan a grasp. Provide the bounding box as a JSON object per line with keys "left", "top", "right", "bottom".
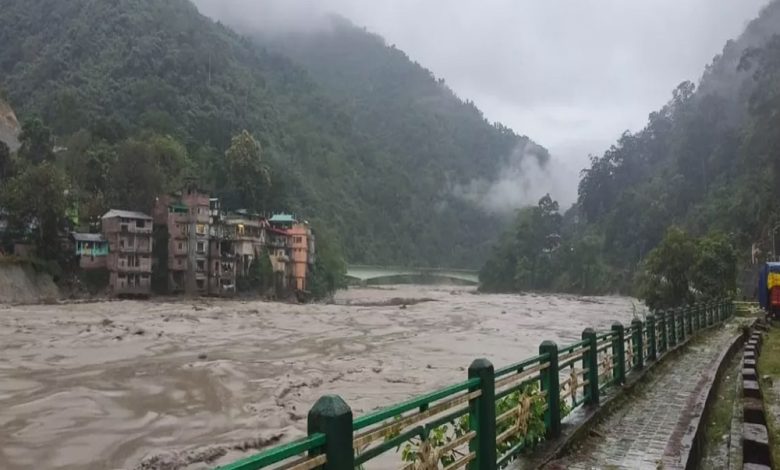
{"left": 269, "top": 213, "right": 295, "bottom": 224}
{"left": 71, "top": 233, "right": 106, "bottom": 243}
{"left": 101, "top": 209, "right": 153, "bottom": 220}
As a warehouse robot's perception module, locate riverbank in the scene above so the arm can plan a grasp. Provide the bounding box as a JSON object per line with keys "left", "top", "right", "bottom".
{"left": 0, "top": 285, "right": 642, "bottom": 469}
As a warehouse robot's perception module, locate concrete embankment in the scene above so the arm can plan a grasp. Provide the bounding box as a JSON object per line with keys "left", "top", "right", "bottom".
{"left": 0, "top": 262, "right": 59, "bottom": 304}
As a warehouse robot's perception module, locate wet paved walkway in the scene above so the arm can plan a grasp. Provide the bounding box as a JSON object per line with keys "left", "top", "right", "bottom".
{"left": 543, "top": 325, "right": 737, "bottom": 470}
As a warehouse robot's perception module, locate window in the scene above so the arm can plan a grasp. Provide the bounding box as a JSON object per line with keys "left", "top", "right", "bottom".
{"left": 196, "top": 241, "right": 205, "bottom": 253}
{"left": 196, "top": 224, "right": 206, "bottom": 235}
{"left": 136, "top": 220, "right": 146, "bottom": 228}
{"left": 178, "top": 242, "right": 183, "bottom": 250}
{"left": 197, "top": 260, "right": 205, "bottom": 272}
{"left": 196, "top": 279, "right": 205, "bottom": 289}
{"left": 120, "top": 239, "right": 125, "bottom": 248}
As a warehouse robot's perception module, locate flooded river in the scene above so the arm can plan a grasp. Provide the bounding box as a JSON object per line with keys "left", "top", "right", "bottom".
{"left": 0, "top": 285, "right": 643, "bottom": 469}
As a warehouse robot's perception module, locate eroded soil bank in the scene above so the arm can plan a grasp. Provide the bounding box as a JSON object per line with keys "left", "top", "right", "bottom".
{"left": 0, "top": 285, "right": 641, "bottom": 469}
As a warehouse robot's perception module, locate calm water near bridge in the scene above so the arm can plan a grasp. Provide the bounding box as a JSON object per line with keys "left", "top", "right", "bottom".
{"left": 0, "top": 285, "right": 642, "bottom": 469}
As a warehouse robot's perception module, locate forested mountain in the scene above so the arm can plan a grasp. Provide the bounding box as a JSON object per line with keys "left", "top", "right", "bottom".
{"left": 0, "top": 0, "right": 542, "bottom": 268}
{"left": 482, "top": 0, "right": 780, "bottom": 297}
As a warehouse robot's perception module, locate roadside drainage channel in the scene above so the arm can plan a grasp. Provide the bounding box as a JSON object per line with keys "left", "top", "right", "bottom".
{"left": 742, "top": 325, "right": 773, "bottom": 470}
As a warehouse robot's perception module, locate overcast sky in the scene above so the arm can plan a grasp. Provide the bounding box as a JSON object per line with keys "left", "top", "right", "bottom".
{"left": 196, "top": 0, "right": 769, "bottom": 204}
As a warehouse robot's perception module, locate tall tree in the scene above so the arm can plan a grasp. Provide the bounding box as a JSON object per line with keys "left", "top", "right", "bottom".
{"left": 639, "top": 227, "right": 697, "bottom": 310}
{"left": 224, "top": 130, "right": 270, "bottom": 212}
{"left": 17, "top": 118, "right": 54, "bottom": 164}
{"left": 1, "top": 162, "right": 68, "bottom": 259}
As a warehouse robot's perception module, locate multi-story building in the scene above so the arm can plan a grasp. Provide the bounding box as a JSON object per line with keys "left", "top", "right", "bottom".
{"left": 70, "top": 233, "right": 109, "bottom": 269}
{"left": 267, "top": 224, "right": 292, "bottom": 290}
{"left": 207, "top": 198, "right": 236, "bottom": 295}
{"left": 222, "top": 212, "right": 269, "bottom": 279}
{"left": 288, "top": 222, "right": 315, "bottom": 291}
{"left": 153, "top": 188, "right": 229, "bottom": 296}
{"left": 101, "top": 209, "right": 153, "bottom": 296}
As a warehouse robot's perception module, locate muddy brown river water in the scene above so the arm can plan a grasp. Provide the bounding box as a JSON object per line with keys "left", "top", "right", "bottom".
{"left": 0, "top": 285, "right": 644, "bottom": 469}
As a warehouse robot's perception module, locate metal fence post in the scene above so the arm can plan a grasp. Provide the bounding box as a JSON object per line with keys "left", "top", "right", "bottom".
{"left": 539, "top": 341, "right": 561, "bottom": 438}
{"left": 659, "top": 311, "right": 668, "bottom": 354}
{"left": 647, "top": 314, "right": 656, "bottom": 361}
{"left": 611, "top": 323, "right": 625, "bottom": 384}
{"left": 468, "top": 358, "right": 496, "bottom": 470}
{"left": 679, "top": 308, "right": 687, "bottom": 342}
{"left": 307, "top": 395, "right": 354, "bottom": 469}
{"left": 693, "top": 305, "right": 699, "bottom": 332}
{"left": 581, "top": 328, "right": 599, "bottom": 405}
{"left": 631, "top": 319, "right": 644, "bottom": 369}
{"left": 686, "top": 307, "right": 693, "bottom": 336}
{"left": 669, "top": 309, "right": 678, "bottom": 347}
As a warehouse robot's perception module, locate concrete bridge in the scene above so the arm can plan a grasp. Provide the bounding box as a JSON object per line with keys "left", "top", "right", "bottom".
{"left": 345, "top": 264, "right": 479, "bottom": 284}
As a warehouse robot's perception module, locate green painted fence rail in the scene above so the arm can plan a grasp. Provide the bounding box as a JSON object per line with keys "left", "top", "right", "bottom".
{"left": 216, "top": 301, "right": 734, "bottom": 470}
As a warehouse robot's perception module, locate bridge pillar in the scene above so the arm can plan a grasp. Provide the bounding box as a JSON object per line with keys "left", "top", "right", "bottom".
{"left": 468, "top": 358, "right": 496, "bottom": 470}
{"left": 307, "top": 395, "right": 354, "bottom": 469}
{"left": 611, "top": 323, "right": 625, "bottom": 384}
{"left": 581, "top": 328, "right": 600, "bottom": 405}
{"left": 539, "top": 341, "right": 561, "bottom": 438}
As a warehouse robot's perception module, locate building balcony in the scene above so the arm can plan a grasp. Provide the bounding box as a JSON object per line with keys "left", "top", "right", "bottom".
{"left": 115, "top": 264, "right": 152, "bottom": 273}
{"left": 115, "top": 225, "right": 152, "bottom": 235}
{"left": 118, "top": 245, "right": 152, "bottom": 254}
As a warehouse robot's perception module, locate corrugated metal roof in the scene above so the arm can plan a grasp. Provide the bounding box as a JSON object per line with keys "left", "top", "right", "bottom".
{"left": 269, "top": 213, "right": 295, "bottom": 223}
{"left": 71, "top": 233, "right": 106, "bottom": 242}
{"left": 101, "top": 209, "right": 153, "bottom": 220}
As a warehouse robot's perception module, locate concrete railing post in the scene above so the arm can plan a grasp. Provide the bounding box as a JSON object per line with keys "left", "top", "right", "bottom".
{"left": 631, "top": 319, "right": 644, "bottom": 370}
{"left": 539, "top": 341, "right": 561, "bottom": 438}
{"left": 307, "top": 395, "right": 354, "bottom": 469}
{"left": 581, "top": 328, "right": 600, "bottom": 406}
{"left": 468, "top": 358, "right": 496, "bottom": 470}
{"left": 669, "top": 309, "right": 678, "bottom": 347}
{"left": 611, "top": 323, "right": 625, "bottom": 384}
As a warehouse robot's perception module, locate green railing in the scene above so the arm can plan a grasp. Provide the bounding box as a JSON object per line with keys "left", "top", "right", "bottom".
{"left": 216, "top": 301, "right": 734, "bottom": 470}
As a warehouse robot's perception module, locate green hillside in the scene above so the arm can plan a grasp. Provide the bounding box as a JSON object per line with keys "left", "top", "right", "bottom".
{"left": 0, "top": 0, "right": 543, "bottom": 268}
{"left": 481, "top": 0, "right": 780, "bottom": 296}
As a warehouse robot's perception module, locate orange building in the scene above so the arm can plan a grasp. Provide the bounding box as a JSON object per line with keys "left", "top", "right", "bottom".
{"left": 288, "top": 221, "right": 315, "bottom": 291}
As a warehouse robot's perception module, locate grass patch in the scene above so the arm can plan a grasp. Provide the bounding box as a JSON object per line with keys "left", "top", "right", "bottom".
{"left": 757, "top": 324, "right": 780, "bottom": 465}
{"left": 699, "top": 352, "right": 740, "bottom": 468}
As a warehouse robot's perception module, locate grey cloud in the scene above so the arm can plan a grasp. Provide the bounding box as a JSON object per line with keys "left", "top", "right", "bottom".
{"left": 193, "top": 0, "right": 769, "bottom": 209}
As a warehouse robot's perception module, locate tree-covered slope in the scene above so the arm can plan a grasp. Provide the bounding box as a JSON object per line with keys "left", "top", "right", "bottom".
{"left": 0, "top": 0, "right": 544, "bottom": 268}
{"left": 482, "top": 0, "right": 780, "bottom": 296}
